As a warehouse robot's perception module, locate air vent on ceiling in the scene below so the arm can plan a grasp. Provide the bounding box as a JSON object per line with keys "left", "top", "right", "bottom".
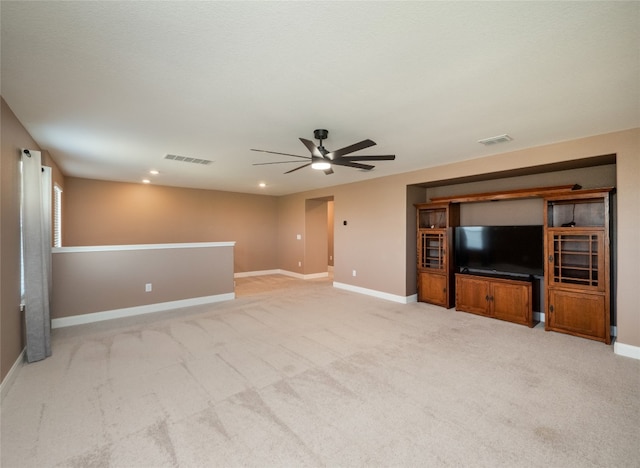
{"left": 164, "top": 154, "right": 213, "bottom": 165}
{"left": 477, "top": 134, "right": 513, "bottom": 146}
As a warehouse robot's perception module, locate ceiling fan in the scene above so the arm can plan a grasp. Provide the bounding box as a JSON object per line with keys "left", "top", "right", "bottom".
{"left": 251, "top": 129, "right": 395, "bottom": 175}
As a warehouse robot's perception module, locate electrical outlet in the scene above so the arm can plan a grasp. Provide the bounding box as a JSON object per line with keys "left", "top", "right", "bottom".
{"left": 296, "top": 234, "right": 302, "bottom": 240}
{"left": 145, "top": 283, "right": 152, "bottom": 292}
{"left": 298, "top": 261, "right": 302, "bottom": 267}
{"left": 352, "top": 270, "right": 357, "bottom": 277}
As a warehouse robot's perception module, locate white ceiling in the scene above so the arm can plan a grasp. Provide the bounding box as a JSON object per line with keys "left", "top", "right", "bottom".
{"left": 2, "top": 1, "right": 638, "bottom": 196}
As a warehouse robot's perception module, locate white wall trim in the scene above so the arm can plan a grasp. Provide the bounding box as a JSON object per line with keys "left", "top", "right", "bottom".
{"left": 1, "top": 348, "right": 25, "bottom": 401}
{"left": 234, "top": 269, "right": 281, "bottom": 278}
{"left": 406, "top": 294, "right": 418, "bottom": 303}
{"left": 237, "top": 269, "right": 329, "bottom": 280}
{"left": 303, "top": 272, "right": 329, "bottom": 279}
{"left": 52, "top": 241, "right": 235, "bottom": 254}
{"left": 613, "top": 341, "right": 640, "bottom": 360}
{"left": 333, "top": 282, "right": 413, "bottom": 304}
{"left": 279, "top": 269, "right": 330, "bottom": 280}
{"left": 279, "top": 270, "right": 306, "bottom": 279}
{"left": 51, "top": 293, "right": 235, "bottom": 329}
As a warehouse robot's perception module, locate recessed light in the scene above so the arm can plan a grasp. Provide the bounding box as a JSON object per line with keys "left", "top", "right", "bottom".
{"left": 149, "top": 170, "right": 159, "bottom": 175}
{"left": 142, "top": 179, "right": 151, "bottom": 184}
{"left": 259, "top": 182, "right": 266, "bottom": 188}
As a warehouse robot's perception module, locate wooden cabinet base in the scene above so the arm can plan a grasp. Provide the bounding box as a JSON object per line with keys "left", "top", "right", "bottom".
{"left": 418, "top": 271, "right": 450, "bottom": 308}
{"left": 546, "top": 289, "right": 609, "bottom": 343}
{"left": 455, "top": 274, "right": 533, "bottom": 327}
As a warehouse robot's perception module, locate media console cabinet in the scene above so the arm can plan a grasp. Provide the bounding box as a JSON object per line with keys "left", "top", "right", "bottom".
{"left": 416, "top": 184, "right": 614, "bottom": 343}
{"left": 455, "top": 273, "right": 533, "bottom": 327}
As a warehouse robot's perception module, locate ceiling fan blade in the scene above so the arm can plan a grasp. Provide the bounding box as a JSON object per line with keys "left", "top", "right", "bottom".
{"left": 253, "top": 160, "right": 310, "bottom": 166}
{"left": 332, "top": 160, "right": 375, "bottom": 171}
{"left": 284, "top": 163, "right": 312, "bottom": 174}
{"left": 328, "top": 139, "right": 376, "bottom": 159}
{"left": 299, "top": 138, "right": 323, "bottom": 157}
{"left": 250, "top": 149, "right": 310, "bottom": 160}
{"left": 341, "top": 155, "right": 395, "bottom": 161}
{"left": 324, "top": 167, "right": 334, "bottom": 175}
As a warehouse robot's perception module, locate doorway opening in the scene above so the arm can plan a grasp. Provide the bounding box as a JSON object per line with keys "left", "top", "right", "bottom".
{"left": 305, "top": 196, "right": 334, "bottom": 280}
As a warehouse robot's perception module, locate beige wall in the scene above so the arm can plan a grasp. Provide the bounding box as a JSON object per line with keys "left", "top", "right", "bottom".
{"left": 276, "top": 195, "right": 305, "bottom": 275}
{"left": 63, "top": 178, "right": 278, "bottom": 273}
{"left": 304, "top": 199, "right": 329, "bottom": 275}
{"left": 282, "top": 176, "right": 408, "bottom": 295}
{"left": 52, "top": 244, "right": 234, "bottom": 318}
{"left": 327, "top": 200, "right": 334, "bottom": 267}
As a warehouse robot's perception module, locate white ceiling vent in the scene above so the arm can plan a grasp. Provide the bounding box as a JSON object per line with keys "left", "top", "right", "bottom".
{"left": 477, "top": 134, "right": 513, "bottom": 146}
{"left": 164, "top": 154, "right": 213, "bottom": 165}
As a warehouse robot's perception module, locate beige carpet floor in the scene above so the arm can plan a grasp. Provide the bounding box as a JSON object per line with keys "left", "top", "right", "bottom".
{"left": 1, "top": 274, "right": 639, "bottom": 467}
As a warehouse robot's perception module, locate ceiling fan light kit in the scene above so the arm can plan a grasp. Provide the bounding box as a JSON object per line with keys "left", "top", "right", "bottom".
{"left": 311, "top": 159, "right": 331, "bottom": 171}
{"left": 252, "top": 129, "right": 395, "bottom": 175}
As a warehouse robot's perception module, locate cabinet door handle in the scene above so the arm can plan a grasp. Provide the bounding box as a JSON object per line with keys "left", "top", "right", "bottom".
{"left": 485, "top": 295, "right": 490, "bottom": 301}
{"left": 549, "top": 255, "right": 554, "bottom": 262}
{"left": 549, "top": 305, "right": 554, "bottom": 313}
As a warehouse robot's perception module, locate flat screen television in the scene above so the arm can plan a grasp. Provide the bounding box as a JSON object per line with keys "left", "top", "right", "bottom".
{"left": 454, "top": 225, "right": 544, "bottom": 276}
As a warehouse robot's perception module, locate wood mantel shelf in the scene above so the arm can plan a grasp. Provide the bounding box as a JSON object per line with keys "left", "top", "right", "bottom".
{"left": 429, "top": 184, "right": 581, "bottom": 204}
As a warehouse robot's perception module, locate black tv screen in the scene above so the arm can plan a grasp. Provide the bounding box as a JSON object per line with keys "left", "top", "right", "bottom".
{"left": 455, "top": 225, "right": 544, "bottom": 276}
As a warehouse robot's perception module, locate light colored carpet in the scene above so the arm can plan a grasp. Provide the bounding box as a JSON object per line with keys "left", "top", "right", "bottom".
{"left": 1, "top": 274, "right": 639, "bottom": 467}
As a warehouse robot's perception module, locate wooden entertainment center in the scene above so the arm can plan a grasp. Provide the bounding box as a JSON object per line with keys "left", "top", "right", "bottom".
{"left": 416, "top": 184, "right": 614, "bottom": 344}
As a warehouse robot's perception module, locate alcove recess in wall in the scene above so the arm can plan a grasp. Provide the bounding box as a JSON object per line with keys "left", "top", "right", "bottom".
{"left": 429, "top": 185, "right": 581, "bottom": 226}
{"left": 416, "top": 154, "right": 615, "bottom": 198}
{"left": 417, "top": 155, "right": 616, "bottom": 229}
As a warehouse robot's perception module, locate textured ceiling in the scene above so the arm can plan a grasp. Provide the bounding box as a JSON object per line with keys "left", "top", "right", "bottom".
{"left": 2, "top": 1, "right": 638, "bottom": 195}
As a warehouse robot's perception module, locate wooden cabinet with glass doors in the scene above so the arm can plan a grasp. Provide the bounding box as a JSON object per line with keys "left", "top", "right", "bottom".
{"left": 544, "top": 188, "right": 613, "bottom": 344}
{"left": 416, "top": 202, "right": 459, "bottom": 307}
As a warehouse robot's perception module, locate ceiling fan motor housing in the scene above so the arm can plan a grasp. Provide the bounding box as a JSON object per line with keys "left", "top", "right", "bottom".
{"left": 314, "top": 129, "right": 329, "bottom": 141}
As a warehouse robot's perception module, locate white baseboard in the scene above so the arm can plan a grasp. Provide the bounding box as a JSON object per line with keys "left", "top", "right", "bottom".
{"left": 280, "top": 270, "right": 329, "bottom": 280}
{"left": 234, "top": 269, "right": 280, "bottom": 278}
{"left": 302, "top": 272, "right": 330, "bottom": 279}
{"left": 235, "top": 269, "right": 328, "bottom": 280}
{"left": 51, "top": 293, "right": 235, "bottom": 329}
{"left": 1, "top": 348, "right": 25, "bottom": 401}
{"left": 238, "top": 269, "right": 328, "bottom": 280}
{"left": 614, "top": 341, "right": 640, "bottom": 360}
{"left": 406, "top": 294, "right": 418, "bottom": 303}
{"left": 278, "top": 270, "right": 305, "bottom": 279}
{"left": 333, "top": 282, "right": 413, "bottom": 304}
